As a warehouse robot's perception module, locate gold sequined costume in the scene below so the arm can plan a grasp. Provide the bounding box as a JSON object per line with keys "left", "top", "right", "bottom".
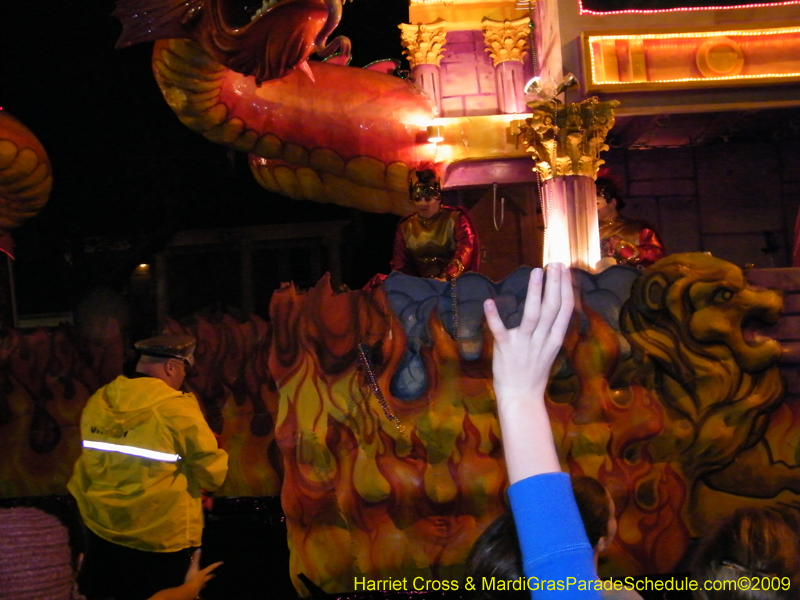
{"left": 600, "top": 215, "right": 666, "bottom": 269}
{"left": 391, "top": 206, "right": 479, "bottom": 279}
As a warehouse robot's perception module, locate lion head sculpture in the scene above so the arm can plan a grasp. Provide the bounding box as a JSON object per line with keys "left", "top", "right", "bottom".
{"left": 620, "top": 253, "right": 784, "bottom": 482}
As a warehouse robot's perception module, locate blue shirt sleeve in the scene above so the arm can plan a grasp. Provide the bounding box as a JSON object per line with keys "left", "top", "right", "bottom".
{"left": 508, "top": 472, "right": 602, "bottom": 599}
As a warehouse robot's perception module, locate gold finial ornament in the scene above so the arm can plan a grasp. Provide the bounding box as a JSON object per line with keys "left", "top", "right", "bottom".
{"left": 482, "top": 17, "right": 531, "bottom": 66}
{"left": 519, "top": 97, "right": 619, "bottom": 180}
{"left": 399, "top": 20, "right": 447, "bottom": 68}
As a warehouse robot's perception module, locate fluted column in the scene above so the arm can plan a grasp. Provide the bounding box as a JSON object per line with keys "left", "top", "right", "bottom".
{"left": 519, "top": 97, "right": 618, "bottom": 271}
{"left": 482, "top": 16, "right": 531, "bottom": 114}
{"left": 399, "top": 20, "right": 447, "bottom": 114}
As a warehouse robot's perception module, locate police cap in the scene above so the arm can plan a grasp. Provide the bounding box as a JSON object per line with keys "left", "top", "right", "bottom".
{"left": 134, "top": 334, "right": 196, "bottom": 366}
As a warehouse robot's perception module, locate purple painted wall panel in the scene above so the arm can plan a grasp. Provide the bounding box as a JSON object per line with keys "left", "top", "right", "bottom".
{"left": 440, "top": 30, "right": 498, "bottom": 117}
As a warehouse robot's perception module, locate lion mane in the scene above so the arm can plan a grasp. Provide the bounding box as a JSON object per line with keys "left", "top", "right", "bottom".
{"left": 620, "top": 253, "right": 784, "bottom": 479}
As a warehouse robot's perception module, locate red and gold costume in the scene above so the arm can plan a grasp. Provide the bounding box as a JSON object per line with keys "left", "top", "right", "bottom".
{"left": 600, "top": 216, "right": 666, "bottom": 269}
{"left": 391, "top": 206, "right": 479, "bottom": 279}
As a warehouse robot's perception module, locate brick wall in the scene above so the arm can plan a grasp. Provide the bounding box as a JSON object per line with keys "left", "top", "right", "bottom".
{"left": 439, "top": 31, "right": 499, "bottom": 117}
{"left": 602, "top": 140, "right": 799, "bottom": 269}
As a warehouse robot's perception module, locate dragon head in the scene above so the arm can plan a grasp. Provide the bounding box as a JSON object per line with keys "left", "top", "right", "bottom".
{"left": 114, "top": 0, "right": 346, "bottom": 83}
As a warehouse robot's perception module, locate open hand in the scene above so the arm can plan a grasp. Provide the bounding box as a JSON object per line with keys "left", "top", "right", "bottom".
{"left": 484, "top": 264, "right": 574, "bottom": 400}
{"left": 185, "top": 549, "right": 222, "bottom": 589}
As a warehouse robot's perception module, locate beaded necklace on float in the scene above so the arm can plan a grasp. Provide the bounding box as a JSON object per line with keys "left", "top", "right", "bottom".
{"left": 450, "top": 277, "right": 459, "bottom": 341}
{"left": 356, "top": 343, "right": 405, "bottom": 434}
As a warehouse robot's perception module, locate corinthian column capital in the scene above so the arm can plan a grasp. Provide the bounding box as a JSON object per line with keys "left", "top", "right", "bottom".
{"left": 399, "top": 20, "right": 447, "bottom": 68}
{"left": 519, "top": 97, "right": 619, "bottom": 180}
{"left": 482, "top": 16, "right": 531, "bottom": 67}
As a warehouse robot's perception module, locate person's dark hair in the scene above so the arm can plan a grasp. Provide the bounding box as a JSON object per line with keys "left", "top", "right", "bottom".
{"left": 691, "top": 507, "right": 800, "bottom": 600}
{"left": 595, "top": 177, "right": 625, "bottom": 211}
{"left": 571, "top": 475, "right": 610, "bottom": 549}
{"left": 465, "top": 512, "right": 527, "bottom": 600}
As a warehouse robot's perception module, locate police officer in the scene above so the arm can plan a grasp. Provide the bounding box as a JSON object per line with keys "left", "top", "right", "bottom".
{"left": 69, "top": 334, "right": 228, "bottom": 600}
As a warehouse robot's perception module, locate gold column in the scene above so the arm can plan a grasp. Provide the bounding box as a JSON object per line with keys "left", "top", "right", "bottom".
{"left": 483, "top": 17, "right": 531, "bottom": 66}
{"left": 400, "top": 20, "right": 447, "bottom": 113}
{"left": 519, "top": 97, "right": 618, "bottom": 270}
{"left": 483, "top": 16, "right": 531, "bottom": 114}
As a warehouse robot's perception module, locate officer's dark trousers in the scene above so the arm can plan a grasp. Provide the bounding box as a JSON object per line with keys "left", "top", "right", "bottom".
{"left": 78, "top": 528, "right": 195, "bottom": 600}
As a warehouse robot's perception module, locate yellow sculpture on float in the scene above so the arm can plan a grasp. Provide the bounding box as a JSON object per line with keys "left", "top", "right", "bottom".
{"left": 483, "top": 17, "right": 531, "bottom": 65}
{"left": 399, "top": 21, "right": 447, "bottom": 68}
{"left": 520, "top": 97, "right": 618, "bottom": 180}
{"left": 619, "top": 254, "right": 794, "bottom": 539}
{"left": 577, "top": 253, "right": 789, "bottom": 575}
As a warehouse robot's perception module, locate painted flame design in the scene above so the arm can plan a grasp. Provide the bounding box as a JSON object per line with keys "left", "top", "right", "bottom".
{"left": 269, "top": 275, "right": 506, "bottom": 593}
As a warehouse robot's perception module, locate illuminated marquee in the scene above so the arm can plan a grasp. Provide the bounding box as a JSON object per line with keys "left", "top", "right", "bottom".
{"left": 583, "top": 26, "right": 800, "bottom": 91}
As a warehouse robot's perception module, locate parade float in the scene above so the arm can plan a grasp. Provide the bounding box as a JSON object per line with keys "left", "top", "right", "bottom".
{"left": 1, "top": 0, "right": 798, "bottom": 596}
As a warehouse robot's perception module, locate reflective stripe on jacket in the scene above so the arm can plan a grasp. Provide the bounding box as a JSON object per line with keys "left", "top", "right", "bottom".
{"left": 68, "top": 375, "right": 228, "bottom": 552}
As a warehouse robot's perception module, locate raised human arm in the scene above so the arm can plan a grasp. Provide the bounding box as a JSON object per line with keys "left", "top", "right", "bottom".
{"left": 483, "top": 264, "right": 573, "bottom": 483}
{"left": 484, "top": 265, "right": 600, "bottom": 599}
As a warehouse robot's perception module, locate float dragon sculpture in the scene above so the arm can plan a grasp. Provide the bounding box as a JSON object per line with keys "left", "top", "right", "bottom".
{"left": 0, "top": 111, "right": 53, "bottom": 257}
{"left": 113, "top": 0, "right": 438, "bottom": 215}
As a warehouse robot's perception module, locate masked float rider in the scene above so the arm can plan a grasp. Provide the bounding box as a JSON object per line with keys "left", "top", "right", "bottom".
{"left": 596, "top": 177, "right": 666, "bottom": 269}
{"left": 390, "top": 169, "right": 480, "bottom": 280}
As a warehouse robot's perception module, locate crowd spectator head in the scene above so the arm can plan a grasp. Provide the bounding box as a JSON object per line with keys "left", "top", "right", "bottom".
{"left": 465, "top": 475, "right": 618, "bottom": 599}
{"left": 691, "top": 507, "right": 800, "bottom": 600}
{"left": 571, "top": 475, "right": 617, "bottom": 558}
{"left": 0, "top": 506, "right": 81, "bottom": 600}
{"left": 465, "top": 511, "right": 527, "bottom": 600}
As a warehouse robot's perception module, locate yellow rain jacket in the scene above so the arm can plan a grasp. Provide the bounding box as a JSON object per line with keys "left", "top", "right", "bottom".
{"left": 68, "top": 375, "right": 228, "bottom": 552}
